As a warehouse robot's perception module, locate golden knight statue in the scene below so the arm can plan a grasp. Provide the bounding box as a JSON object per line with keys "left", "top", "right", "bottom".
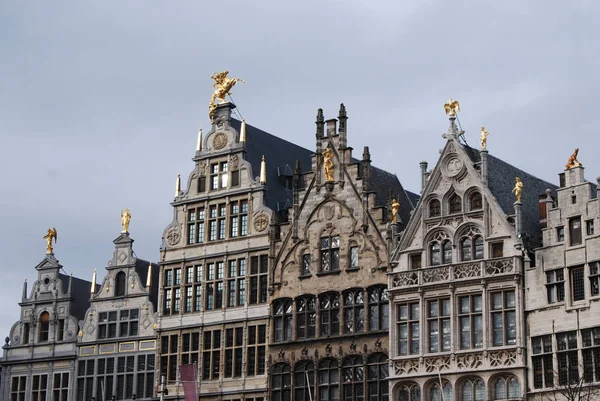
{"left": 323, "top": 147, "right": 334, "bottom": 182}
{"left": 480, "top": 126, "right": 489, "bottom": 150}
{"left": 512, "top": 177, "right": 523, "bottom": 203}
{"left": 43, "top": 227, "right": 57, "bottom": 254}
{"left": 444, "top": 98, "right": 460, "bottom": 116}
{"left": 209, "top": 70, "right": 245, "bottom": 122}
{"left": 565, "top": 148, "right": 582, "bottom": 170}
{"left": 121, "top": 208, "right": 131, "bottom": 233}
{"left": 391, "top": 199, "right": 400, "bottom": 223}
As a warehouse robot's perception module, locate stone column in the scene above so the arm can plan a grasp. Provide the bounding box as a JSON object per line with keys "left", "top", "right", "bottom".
{"left": 480, "top": 150, "right": 488, "bottom": 186}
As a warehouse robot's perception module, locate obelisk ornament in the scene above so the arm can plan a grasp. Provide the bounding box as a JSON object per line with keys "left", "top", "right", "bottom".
{"left": 208, "top": 70, "right": 245, "bottom": 122}
{"left": 121, "top": 208, "right": 131, "bottom": 233}
{"left": 43, "top": 227, "right": 57, "bottom": 254}
{"left": 512, "top": 177, "right": 523, "bottom": 203}
{"left": 391, "top": 199, "right": 400, "bottom": 223}
{"left": 565, "top": 148, "right": 582, "bottom": 170}
{"left": 443, "top": 98, "right": 460, "bottom": 116}
{"left": 323, "top": 147, "right": 334, "bottom": 182}
{"left": 480, "top": 127, "right": 489, "bottom": 150}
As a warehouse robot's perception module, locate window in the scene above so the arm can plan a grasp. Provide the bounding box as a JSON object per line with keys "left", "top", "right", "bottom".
{"left": 461, "top": 378, "right": 485, "bottom": 401}
{"left": 571, "top": 266, "right": 585, "bottom": 302}
{"left": 410, "top": 254, "right": 422, "bottom": 270}
{"left": 301, "top": 254, "right": 311, "bottom": 276}
{"left": 570, "top": 217, "right": 582, "bottom": 246}
{"left": 590, "top": 262, "right": 600, "bottom": 296}
{"left": 202, "top": 329, "right": 221, "bottom": 380}
{"left": 318, "top": 359, "right": 339, "bottom": 401}
{"left": 587, "top": 219, "right": 595, "bottom": 235}
{"left": 96, "top": 357, "right": 115, "bottom": 401}
{"left": 430, "top": 382, "right": 452, "bottom": 401}
{"left": 231, "top": 170, "right": 240, "bottom": 187}
{"left": 459, "top": 294, "right": 483, "bottom": 349}
{"left": 532, "top": 335, "right": 553, "bottom": 389}
{"left": 344, "top": 289, "right": 365, "bottom": 334}
{"left": 56, "top": 319, "right": 65, "bottom": 341}
{"left": 397, "top": 383, "right": 421, "bottom": 401}
{"left": 10, "top": 376, "right": 26, "bottom": 401}
{"left": 187, "top": 207, "right": 205, "bottom": 244}
{"left": 469, "top": 192, "right": 482, "bottom": 211}
{"left": 76, "top": 360, "right": 94, "bottom": 401}
{"left": 294, "top": 361, "right": 314, "bottom": 401}
{"left": 320, "top": 293, "right": 340, "bottom": 336}
{"left": 368, "top": 286, "right": 389, "bottom": 331}
{"left": 429, "top": 200, "right": 441, "bottom": 217}
{"left": 227, "top": 259, "right": 246, "bottom": 307}
{"left": 198, "top": 176, "right": 206, "bottom": 193}
{"left": 165, "top": 266, "right": 200, "bottom": 315}
{"left": 546, "top": 269, "right": 565, "bottom": 303}
{"left": 225, "top": 327, "right": 244, "bottom": 378}
{"left": 39, "top": 312, "right": 50, "bottom": 342}
{"left": 205, "top": 261, "right": 224, "bottom": 310}
{"left": 98, "top": 309, "right": 138, "bottom": 339}
{"left": 210, "top": 161, "right": 228, "bottom": 190}
{"left": 31, "top": 374, "right": 47, "bottom": 401}
{"left": 349, "top": 246, "right": 359, "bottom": 269}
{"left": 367, "top": 354, "right": 389, "bottom": 401}
{"left": 182, "top": 265, "right": 202, "bottom": 312}
{"left": 271, "top": 364, "right": 291, "bottom": 401}
{"left": 218, "top": 203, "right": 227, "bottom": 240}
{"left": 208, "top": 205, "right": 218, "bottom": 241}
{"left": 247, "top": 325, "right": 266, "bottom": 376}
{"left": 136, "top": 354, "right": 155, "bottom": 399}
{"left": 557, "top": 331, "right": 579, "bottom": 385}
{"left": 449, "top": 194, "right": 462, "bottom": 214}
{"left": 491, "top": 291, "right": 516, "bottom": 346}
{"left": 115, "top": 271, "right": 126, "bottom": 297}
{"left": 160, "top": 334, "right": 178, "bottom": 382}
{"left": 582, "top": 327, "right": 600, "bottom": 382}
{"left": 296, "top": 295, "right": 317, "bottom": 339}
{"left": 428, "top": 299, "right": 450, "bottom": 352}
{"left": 493, "top": 377, "right": 519, "bottom": 400}
{"left": 115, "top": 355, "right": 135, "bottom": 400}
{"left": 250, "top": 255, "right": 268, "bottom": 304}
{"left": 181, "top": 332, "right": 200, "bottom": 366}
{"left": 430, "top": 242, "right": 441, "bottom": 266}
{"left": 460, "top": 230, "right": 484, "bottom": 261}
{"left": 320, "top": 235, "right": 340, "bottom": 272}
{"left": 342, "top": 356, "right": 364, "bottom": 401}
{"left": 557, "top": 226, "right": 565, "bottom": 242}
{"left": 22, "top": 323, "right": 29, "bottom": 345}
{"left": 273, "top": 299, "right": 293, "bottom": 342}
{"left": 52, "top": 372, "right": 69, "bottom": 401}
{"left": 397, "top": 302, "right": 420, "bottom": 355}
{"left": 442, "top": 240, "right": 452, "bottom": 264}
{"left": 491, "top": 242, "right": 503, "bottom": 258}
{"left": 230, "top": 200, "right": 248, "bottom": 237}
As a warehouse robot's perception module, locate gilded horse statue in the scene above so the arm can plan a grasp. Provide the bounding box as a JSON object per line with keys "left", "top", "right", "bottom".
{"left": 209, "top": 71, "right": 245, "bottom": 121}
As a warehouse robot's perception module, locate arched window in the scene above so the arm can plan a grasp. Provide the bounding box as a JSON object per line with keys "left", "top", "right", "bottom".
{"left": 398, "top": 382, "right": 421, "bottom": 401}
{"left": 115, "top": 271, "right": 126, "bottom": 297}
{"left": 449, "top": 194, "right": 462, "bottom": 214}
{"left": 430, "top": 242, "right": 441, "bottom": 266}
{"left": 294, "top": 361, "right": 314, "bottom": 401}
{"left": 461, "top": 378, "right": 485, "bottom": 401}
{"left": 474, "top": 236, "right": 484, "bottom": 259}
{"left": 429, "top": 200, "right": 441, "bottom": 217}
{"left": 460, "top": 229, "right": 484, "bottom": 261}
{"left": 470, "top": 192, "right": 483, "bottom": 211}
{"left": 271, "top": 364, "right": 291, "bottom": 401}
{"left": 343, "top": 289, "right": 365, "bottom": 334}
{"left": 367, "top": 353, "right": 389, "bottom": 401}
{"left": 318, "top": 359, "right": 339, "bottom": 401}
{"left": 39, "top": 312, "right": 50, "bottom": 342}
{"left": 273, "top": 299, "right": 293, "bottom": 342}
{"left": 296, "top": 295, "right": 316, "bottom": 339}
{"left": 461, "top": 238, "right": 472, "bottom": 261}
{"left": 493, "top": 377, "right": 520, "bottom": 399}
{"left": 431, "top": 382, "right": 453, "bottom": 401}
{"left": 342, "top": 356, "right": 364, "bottom": 401}
{"left": 368, "top": 286, "right": 389, "bottom": 331}
{"left": 442, "top": 240, "right": 453, "bottom": 264}
{"left": 319, "top": 293, "right": 340, "bottom": 336}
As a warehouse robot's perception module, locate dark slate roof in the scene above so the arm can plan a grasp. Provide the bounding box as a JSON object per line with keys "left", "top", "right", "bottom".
{"left": 133, "top": 258, "right": 159, "bottom": 308}
{"left": 230, "top": 119, "right": 314, "bottom": 213}
{"left": 406, "top": 190, "right": 421, "bottom": 207}
{"left": 369, "top": 165, "right": 417, "bottom": 229}
{"left": 463, "top": 144, "right": 557, "bottom": 246}
{"left": 57, "top": 273, "right": 97, "bottom": 321}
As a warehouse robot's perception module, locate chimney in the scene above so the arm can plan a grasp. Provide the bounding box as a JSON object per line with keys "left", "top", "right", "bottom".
{"left": 419, "top": 161, "right": 428, "bottom": 193}
{"left": 480, "top": 149, "right": 488, "bottom": 186}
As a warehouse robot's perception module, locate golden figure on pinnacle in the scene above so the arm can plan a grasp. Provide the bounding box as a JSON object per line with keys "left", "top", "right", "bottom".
{"left": 43, "top": 227, "right": 57, "bottom": 254}
{"left": 323, "top": 147, "right": 334, "bottom": 182}
{"left": 512, "top": 177, "right": 523, "bottom": 203}
{"left": 565, "top": 148, "right": 582, "bottom": 170}
{"left": 209, "top": 70, "right": 245, "bottom": 122}
{"left": 444, "top": 98, "right": 460, "bottom": 116}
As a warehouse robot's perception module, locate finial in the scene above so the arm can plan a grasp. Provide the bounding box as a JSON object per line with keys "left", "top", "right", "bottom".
{"left": 121, "top": 208, "right": 131, "bottom": 233}
{"left": 480, "top": 126, "right": 489, "bottom": 150}
{"left": 362, "top": 146, "right": 371, "bottom": 161}
{"left": 175, "top": 174, "right": 181, "bottom": 197}
{"left": 91, "top": 269, "right": 97, "bottom": 295}
{"left": 146, "top": 263, "right": 152, "bottom": 289}
{"left": 67, "top": 273, "right": 73, "bottom": 295}
{"left": 260, "top": 155, "right": 267, "bottom": 184}
{"left": 294, "top": 159, "right": 302, "bottom": 174}
{"left": 565, "top": 148, "right": 582, "bottom": 170}
{"left": 196, "top": 128, "right": 203, "bottom": 152}
{"left": 22, "top": 278, "right": 28, "bottom": 300}
{"left": 240, "top": 118, "right": 246, "bottom": 143}
{"left": 443, "top": 98, "right": 460, "bottom": 117}
{"left": 317, "top": 108, "right": 324, "bottom": 122}
{"left": 43, "top": 227, "right": 57, "bottom": 254}
{"left": 512, "top": 177, "right": 523, "bottom": 203}
{"left": 209, "top": 71, "right": 245, "bottom": 122}
{"left": 339, "top": 103, "right": 347, "bottom": 118}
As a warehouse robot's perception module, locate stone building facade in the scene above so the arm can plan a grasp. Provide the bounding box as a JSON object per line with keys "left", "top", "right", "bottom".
{"left": 75, "top": 229, "right": 159, "bottom": 401}
{"left": 156, "top": 102, "right": 313, "bottom": 401}
{"left": 0, "top": 249, "right": 95, "bottom": 401}
{"left": 388, "top": 114, "right": 554, "bottom": 401}
{"left": 268, "top": 105, "right": 417, "bottom": 401}
{"left": 526, "top": 164, "right": 600, "bottom": 399}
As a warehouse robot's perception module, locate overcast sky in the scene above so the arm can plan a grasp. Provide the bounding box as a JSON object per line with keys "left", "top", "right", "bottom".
{"left": 1, "top": 1, "right": 598, "bottom": 339}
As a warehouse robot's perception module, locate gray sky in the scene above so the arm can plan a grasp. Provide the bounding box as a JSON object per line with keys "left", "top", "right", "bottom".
{"left": 1, "top": 1, "right": 599, "bottom": 339}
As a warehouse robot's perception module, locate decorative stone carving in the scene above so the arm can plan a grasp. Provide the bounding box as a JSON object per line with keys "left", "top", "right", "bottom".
{"left": 424, "top": 356, "right": 451, "bottom": 373}
{"left": 253, "top": 212, "right": 270, "bottom": 232}
{"left": 374, "top": 338, "right": 382, "bottom": 352}
{"left": 165, "top": 224, "right": 182, "bottom": 247}
{"left": 229, "top": 154, "right": 240, "bottom": 170}
{"left": 323, "top": 205, "right": 335, "bottom": 220}
{"left": 437, "top": 178, "right": 452, "bottom": 193}
{"left": 301, "top": 346, "right": 309, "bottom": 359}
{"left": 325, "top": 343, "right": 332, "bottom": 356}
{"left": 489, "top": 350, "right": 517, "bottom": 367}
{"left": 350, "top": 341, "right": 357, "bottom": 353}
{"left": 213, "top": 133, "right": 228, "bottom": 150}
{"left": 393, "top": 359, "right": 419, "bottom": 375}
{"left": 442, "top": 217, "right": 463, "bottom": 228}
{"left": 486, "top": 257, "right": 514, "bottom": 275}
{"left": 422, "top": 266, "right": 450, "bottom": 283}
{"left": 454, "top": 263, "right": 482, "bottom": 279}
{"left": 446, "top": 158, "right": 463, "bottom": 177}
{"left": 456, "top": 353, "right": 483, "bottom": 369}
{"left": 458, "top": 174, "right": 473, "bottom": 189}
{"left": 278, "top": 349, "right": 286, "bottom": 362}
{"left": 392, "top": 271, "right": 419, "bottom": 288}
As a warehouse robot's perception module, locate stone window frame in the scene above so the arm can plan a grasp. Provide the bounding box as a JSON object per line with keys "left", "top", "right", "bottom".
{"left": 246, "top": 324, "right": 267, "bottom": 377}
{"left": 202, "top": 328, "right": 222, "bottom": 380}
{"left": 396, "top": 382, "right": 421, "bottom": 401}
{"left": 429, "top": 198, "right": 441, "bottom": 218}
{"left": 468, "top": 191, "right": 483, "bottom": 211}
{"left": 38, "top": 311, "right": 50, "bottom": 343}
{"left": 295, "top": 294, "right": 317, "bottom": 339}
{"left": 458, "top": 377, "right": 486, "bottom": 401}
{"left": 293, "top": 360, "right": 315, "bottom": 401}
{"left": 429, "top": 381, "right": 453, "bottom": 401}
{"left": 545, "top": 268, "right": 565, "bottom": 304}
{"left": 270, "top": 363, "right": 291, "bottom": 400}
{"left": 458, "top": 294, "right": 483, "bottom": 350}
{"left": 343, "top": 289, "right": 365, "bottom": 334}
{"left": 448, "top": 193, "right": 463, "bottom": 214}
{"left": 397, "top": 301, "right": 420, "bottom": 356}
{"left": 209, "top": 160, "right": 229, "bottom": 190}
{"left": 570, "top": 265, "right": 586, "bottom": 303}
{"left": 114, "top": 271, "right": 127, "bottom": 297}
{"left": 368, "top": 286, "right": 389, "bottom": 332}
{"left": 531, "top": 335, "right": 554, "bottom": 389}
{"left": 272, "top": 298, "right": 293, "bottom": 342}
{"left": 490, "top": 290, "right": 517, "bottom": 347}
{"left": 52, "top": 372, "right": 69, "bottom": 401}
{"left": 569, "top": 216, "right": 583, "bottom": 246}
{"left": 427, "top": 298, "right": 451, "bottom": 353}
{"left": 30, "top": 374, "right": 48, "bottom": 401}
{"left": 224, "top": 326, "right": 244, "bottom": 378}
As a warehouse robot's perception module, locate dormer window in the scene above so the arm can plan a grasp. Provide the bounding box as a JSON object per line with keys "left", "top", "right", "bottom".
{"left": 449, "top": 194, "right": 462, "bottom": 214}
{"left": 115, "top": 271, "right": 126, "bottom": 297}
{"left": 210, "top": 162, "right": 229, "bottom": 190}
{"left": 469, "top": 192, "right": 483, "bottom": 211}
{"left": 39, "top": 312, "right": 50, "bottom": 342}
{"left": 429, "top": 200, "right": 441, "bottom": 217}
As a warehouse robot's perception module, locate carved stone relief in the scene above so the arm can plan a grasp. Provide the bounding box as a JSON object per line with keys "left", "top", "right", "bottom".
{"left": 213, "top": 133, "right": 228, "bottom": 150}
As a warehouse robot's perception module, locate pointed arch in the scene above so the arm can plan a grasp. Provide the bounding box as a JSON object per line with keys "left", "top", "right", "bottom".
{"left": 115, "top": 271, "right": 127, "bottom": 297}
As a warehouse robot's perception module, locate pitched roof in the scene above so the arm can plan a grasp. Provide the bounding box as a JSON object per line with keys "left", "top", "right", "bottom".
{"left": 368, "top": 164, "right": 418, "bottom": 228}
{"left": 133, "top": 258, "right": 159, "bottom": 308}
{"left": 57, "top": 273, "right": 96, "bottom": 321}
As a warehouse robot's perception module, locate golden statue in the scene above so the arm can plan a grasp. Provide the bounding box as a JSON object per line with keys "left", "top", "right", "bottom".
{"left": 43, "top": 227, "right": 57, "bottom": 254}
{"left": 323, "top": 147, "right": 334, "bottom": 182}
{"left": 121, "top": 208, "right": 131, "bottom": 233}
{"left": 565, "top": 148, "right": 582, "bottom": 170}
{"left": 512, "top": 177, "right": 523, "bottom": 202}
{"left": 444, "top": 98, "right": 460, "bottom": 116}
{"left": 480, "top": 126, "right": 489, "bottom": 150}
{"left": 391, "top": 199, "right": 400, "bottom": 223}
{"left": 209, "top": 70, "right": 245, "bottom": 121}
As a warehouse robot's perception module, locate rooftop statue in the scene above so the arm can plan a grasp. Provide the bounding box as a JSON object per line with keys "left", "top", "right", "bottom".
{"left": 565, "top": 148, "right": 582, "bottom": 170}
{"left": 209, "top": 70, "right": 245, "bottom": 122}
{"left": 43, "top": 227, "right": 57, "bottom": 254}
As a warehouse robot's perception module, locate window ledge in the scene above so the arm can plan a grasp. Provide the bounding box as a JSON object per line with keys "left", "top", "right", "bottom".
{"left": 346, "top": 267, "right": 360, "bottom": 273}
{"left": 316, "top": 270, "right": 342, "bottom": 277}
{"left": 298, "top": 274, "right": 312, "bottom": 280}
